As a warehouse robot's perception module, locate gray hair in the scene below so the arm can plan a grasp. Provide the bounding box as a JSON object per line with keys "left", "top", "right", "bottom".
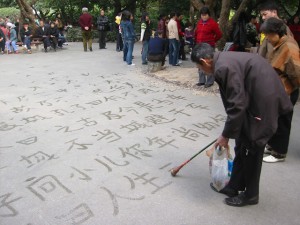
{"left": 82, "top": 7, "right": 88, "bottom": 12}
{"left": 191, "top": 43, "right": 214, "bottom": 64}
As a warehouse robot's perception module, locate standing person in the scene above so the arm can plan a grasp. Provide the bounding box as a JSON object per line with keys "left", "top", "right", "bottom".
{"left": 36, "top": 20, "right": 50, "bottom": 52}
{"left": 258, "top": 1, "right": 297, "bottom": 162}
{"left": 231, "top": 11, "right": 248, "bottom": 52}
{"left": 289, "top": 15, "right": 300, "bottom": 46}
{"left": 246, "top": 15, "right": 259, "bottom": 47}
{"left": 6, "top": 22, "right": 18, "bottom": 54}
{"left": 0, "top": 23, "right": 6, "bottom": 54}
{"left": 259, "top": 18, "right": 300, "bottom": 163}
{"left": 115, "top": 13, "right": 123, "bottom": 52}
{"left": 140, "top": 12, "right": 151, "bottom": 65}
{"left": 157, "top": 14, "right": 167, "bottom": 39}
{"left": 191, "top": 43, "right": 293, "bottom": 206}
{"left": 258, "top": 1, "right": 293, "bottom": 59}
{"left": 20, "top": 21, "right": 33, "bottom": 54}
{"left": 120, "top": 11, "right": 135, "bottom": 66}
{"left": 97, "top": 9, "right": 109, "bottom": 49}
{"left": 79, "top": 7, "right": 93, "bottom": 52}
{"left": 194, "top": 6, "right": 222, "bottom": 88}
{"left": 176, "top": 13, "right": 186, "bottom": 61}
{"left": 168, "top": 12, "right": 179, "bottom": 66}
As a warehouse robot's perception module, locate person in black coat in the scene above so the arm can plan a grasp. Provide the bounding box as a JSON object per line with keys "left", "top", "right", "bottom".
{"left": 36, "top": 20, "right": 50, "bottom": 52}
{"left": 49, "top": 22, "right": 59, "bottom": 51}
{"left": 97, "top": 9, "right": 109, "bottom": 49}
{"left": 191, "top": 43, "right": 293, "bottom": 207}
{"left": 20, "top": 21, "right": 33, "bottom": 53}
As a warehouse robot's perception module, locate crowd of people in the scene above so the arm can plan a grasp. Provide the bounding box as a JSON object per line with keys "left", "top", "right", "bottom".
{"left": 0, "top": 15, "right": 67, "bottom": 54}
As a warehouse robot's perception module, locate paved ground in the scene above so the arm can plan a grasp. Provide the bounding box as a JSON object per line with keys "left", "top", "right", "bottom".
{"left": 0, "top": 42, "right": 300, "bottom": 225}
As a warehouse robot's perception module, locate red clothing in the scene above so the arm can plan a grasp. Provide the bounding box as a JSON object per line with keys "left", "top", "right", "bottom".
{"left": 289, "top": 24, "right": 300, "bottom": 44}
{"left": 176, "top": 19, "right": 185, "bottom": 38}
{"left": 79, "top": 13, "right": 93, "bottom": 31}
{"left": 194, "top": 18, "right": 222, "bottom": 47}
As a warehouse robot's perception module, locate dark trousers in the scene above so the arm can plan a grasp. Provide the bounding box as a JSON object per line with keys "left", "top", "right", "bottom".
{"left": 148, "top": 54, "right": 165, "bottom": 66}
{"left": 0, "top": 39, "right": 5, "bottom": 51}
{"left": 228, "top": 139, "right": 264, "bottom": 198}
{"left": 42, "top": 37, "right": 50, "bottom": 49}
{"left": 268, "top": 88, "right": 299, "bottom": 156}
{"left": 50, "top": 37, "right": 58, "bottom": 49}
{"left": 99, "top": 31, "right": 106, "bottom": 48}
{"left": 116, "top": 32, "right": 123, "bottom": 51}
{"left": 82, "top": 30, "right": 92, "bottom": 51}
{"left": 179, "top": 38, "right": 186, "bottom": 60}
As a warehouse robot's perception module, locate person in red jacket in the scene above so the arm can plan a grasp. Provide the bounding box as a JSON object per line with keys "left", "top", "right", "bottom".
{"left": 79, "top": 7, "right": 93, "bottom": 52}
{"left": 194, "top": 6, "right": 222, "bottom": 88}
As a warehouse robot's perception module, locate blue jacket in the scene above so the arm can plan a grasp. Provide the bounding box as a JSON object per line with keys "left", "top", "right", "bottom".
{"left": 121, "top": 21, "right": 135, "bottom": 41}
{"left": 148, "top": 37, "right": 166, "bottom": 55}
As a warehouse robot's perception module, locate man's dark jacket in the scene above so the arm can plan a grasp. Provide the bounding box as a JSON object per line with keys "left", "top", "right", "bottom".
{"left": 36, "top": 26, "right": 50, "bottom": 38}
{"left": 213, "top": 51, "right": 293, "bottom": 151}
{"left": 97, "top": 16, "right": 109, "bottom": 31}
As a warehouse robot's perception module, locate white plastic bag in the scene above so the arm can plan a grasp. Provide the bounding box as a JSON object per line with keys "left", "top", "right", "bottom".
{"left": 209, "top": 146, "right": 233, "bottom": 191}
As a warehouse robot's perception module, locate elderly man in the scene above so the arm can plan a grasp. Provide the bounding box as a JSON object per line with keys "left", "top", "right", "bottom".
{"left": 79, "top": 7, "right": 93, "bottom": 52}
{"left": 97, "top": 9, "right": 109, "bottom": 49}
{"left": 191, "top": 43, "right": 293, "bottom": 207}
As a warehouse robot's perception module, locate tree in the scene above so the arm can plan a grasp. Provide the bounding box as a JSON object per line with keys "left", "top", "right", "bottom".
{"left": 16, "top": 0, "right": 37, "bottom": 28}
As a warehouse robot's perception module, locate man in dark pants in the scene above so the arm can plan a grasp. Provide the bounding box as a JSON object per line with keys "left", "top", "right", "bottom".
{"left": 191, "top": 43, "right": 293, "bottom": 207}
{"left": 79, "top": 7, "right": 93, "bottom": 52}
{"left": 36, "top": 20, "right": 50, "bottom": 52}
{"left": 97, "top": 9, "right": 109, "bottom": 49}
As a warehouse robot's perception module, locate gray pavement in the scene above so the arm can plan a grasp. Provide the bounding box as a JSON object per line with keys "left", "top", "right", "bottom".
{"left": 0, "top": 42, "right": 300, "bottom": 225}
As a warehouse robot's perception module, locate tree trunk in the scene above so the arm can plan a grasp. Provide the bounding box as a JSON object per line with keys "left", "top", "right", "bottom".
{"left": 218, "top": 0, "right": 231, "bottom": 49}
{"left": 218, "top": 0, "right": 251, "bottom": 50}
{"left": 113, "top": 0, "right": 122, "bottom": 16}
{"left": 16, "top": 0, "right": 37, "bottom": 29}
{"left": 190, "top": 0, "right": 204, "bottom": 11}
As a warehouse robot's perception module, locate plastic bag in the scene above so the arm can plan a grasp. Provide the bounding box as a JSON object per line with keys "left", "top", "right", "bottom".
{"left": 208, "top": 146, "right": 233, "bottom": 191}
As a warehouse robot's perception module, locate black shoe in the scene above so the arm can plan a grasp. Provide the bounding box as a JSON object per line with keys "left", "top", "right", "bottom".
{"left": 196, "top": 83, "right": 205, "bottom": 86}
{"left": 89, "top": 47, "right": 93, "bottom": 52}
{"left": 210, "top": 183, "right": 238, "bottom": 197}
{"left": 224, "top": 192, "right": 259, "bottom": 207}
{"left": 204, "top": 83, "right": 213, "bottom": 88}
{"left": 173, "top": 64, "right": 180, "bottom": 66}
{"left": 142, "top": 62, "right": 148, "bottom": 65}
{"left": 44, "top": 48, "right": 47, "bottom": 53}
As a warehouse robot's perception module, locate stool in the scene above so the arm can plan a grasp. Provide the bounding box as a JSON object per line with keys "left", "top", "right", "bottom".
{"left": 148, "top": 61, "right": 162, "bottom": 73}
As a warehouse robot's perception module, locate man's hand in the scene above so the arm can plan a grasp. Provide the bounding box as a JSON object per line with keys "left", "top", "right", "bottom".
{"left": 214, "top": 135, "right": 229, "bottom": 148}
{"left": 84, "top": 26, "right": 89, "bottom": 30}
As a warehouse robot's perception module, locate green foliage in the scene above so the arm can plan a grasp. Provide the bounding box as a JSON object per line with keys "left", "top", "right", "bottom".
{"left": 0, "top": 7, "right": 20, "bottom": 20}
{"left": 0, "top": 0, "right": 17, "bottom": 8}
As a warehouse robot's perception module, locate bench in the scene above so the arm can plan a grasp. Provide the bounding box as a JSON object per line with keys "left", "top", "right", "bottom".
{"left": 16, "top": 38, "right": 43, "bottom": 50}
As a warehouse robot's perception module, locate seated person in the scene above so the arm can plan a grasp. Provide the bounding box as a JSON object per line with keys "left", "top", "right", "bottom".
{"left": 5, "top": 22, "right": 18, "bottom": 54}
{"left": 36, "top": 20, "right": 50, "bottom": 52}
{"left": 185, "top": 22, "right": 194, "bottom": 48}
{"left": 148, "top": 31, "right": 167, "bottom": 66}
{"left": 20, "top": 21, "right": 33, "bottom": 54}
{"left": 57, "top": 30, "right": 66, "bottom": 48}
{"left": 49, "top": 22, "right": 59, "bottom": 51}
